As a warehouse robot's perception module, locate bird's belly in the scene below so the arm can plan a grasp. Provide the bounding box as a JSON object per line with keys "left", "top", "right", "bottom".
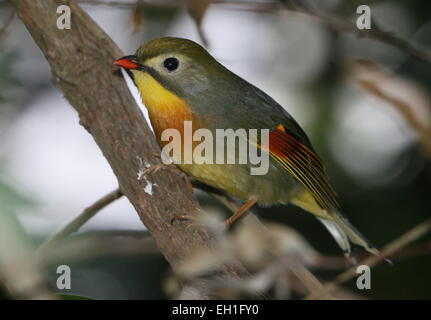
{"left": 179, "top": 162, "right": 300, "bottom": 204}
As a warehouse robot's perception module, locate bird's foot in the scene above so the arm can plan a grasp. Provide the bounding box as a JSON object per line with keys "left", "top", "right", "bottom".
{"left": 141, "top": 163, "right": 192, "bottom": 191}
{"left": 170, "top": 214, "right": 194, "bottom": 225}
{"left": 142, "top": 163, "right": 175, "bottom": 176}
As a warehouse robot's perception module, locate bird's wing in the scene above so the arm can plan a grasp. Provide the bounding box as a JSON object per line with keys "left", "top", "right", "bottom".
{"left": 230, "top": 87, "right": 340, "bottom": 211}
{"left": 202, "top": 76, "right": 340, "bottom": 211}
{"left": 263, "top": 123, "right": 340, "bottom": 211}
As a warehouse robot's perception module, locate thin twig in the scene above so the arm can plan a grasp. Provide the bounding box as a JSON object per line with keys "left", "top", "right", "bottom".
{"left": 36, "top": 188, "right": 123, "bottom": 256}
{"left": 37, "top": 230, "right": 156, "bottom": 265}
{"left": 329, "top": 217, "right": 431, "bottom": 288}
{"left": 392, "top": 240, "right": 431, "bottom": 260}
{"left": 359, "top": 79, "right": 431, "bottom": 158}
{"left": 77, "top": 0, "right": 431, "bottom": 65}
{"left": 349, "top": 60, "right": 431, "bottom": 160}
{"left": 285, "top": 5, "right": 431, "bottom": 65}
{"left": 300, "top": 217, "right": 431, "bottom": 299}
{"left": 286, "top": 259, "right": 333, "bottom": 299}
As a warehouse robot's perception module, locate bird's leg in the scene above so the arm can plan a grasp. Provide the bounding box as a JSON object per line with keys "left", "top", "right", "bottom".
{"left": 224, "top": 198, "right": 257, "bottom": 228}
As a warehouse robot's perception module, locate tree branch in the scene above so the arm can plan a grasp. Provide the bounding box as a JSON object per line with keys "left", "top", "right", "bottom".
{"left": 330, "top": 217, "right": 431, "bottom": 287}
{"left": 12, "top": 0, "right": 244, "bottom": 287}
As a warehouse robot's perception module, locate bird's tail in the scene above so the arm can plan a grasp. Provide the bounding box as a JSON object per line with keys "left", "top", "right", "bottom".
{"left": 318, "top": 211, "right": 379, "bottom": 257}
{"left": 291, "top": 191, "right": 379, "bottom": 257}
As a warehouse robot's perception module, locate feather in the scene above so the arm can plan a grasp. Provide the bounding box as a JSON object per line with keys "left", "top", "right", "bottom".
{"left": 267, "top": 124, "right": 339, "bottom": 211}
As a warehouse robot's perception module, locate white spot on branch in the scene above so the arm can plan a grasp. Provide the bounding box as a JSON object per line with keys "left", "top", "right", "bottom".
{"left": 143, "top": 178, "right": 154, "bottom": 195}
{"left": 137, "top": 168, "right": 145, "bottom": 181}
{"left": 136, "top": 164, "right": 157, "bottom": 196}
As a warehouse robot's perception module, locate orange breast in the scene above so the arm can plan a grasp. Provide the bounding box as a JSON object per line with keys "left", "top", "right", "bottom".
{"left": 131, "top": 70, "right": 205, "bottom": 166}
{"left": 132, "top": 70, "right": 196, "bottom": 139}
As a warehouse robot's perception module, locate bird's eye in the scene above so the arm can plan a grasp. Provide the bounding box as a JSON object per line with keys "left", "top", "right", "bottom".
{"left": 163, "top": 57, "right": 179, "bottom": 72}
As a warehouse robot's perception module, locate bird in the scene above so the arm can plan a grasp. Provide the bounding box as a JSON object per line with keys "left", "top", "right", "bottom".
{"left": 114, "top": 37, "right": 379, "bottom": 258}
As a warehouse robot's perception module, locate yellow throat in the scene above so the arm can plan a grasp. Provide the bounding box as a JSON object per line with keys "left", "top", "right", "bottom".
{"left": 131, "top": 70, "right": 193, "bottom": 142}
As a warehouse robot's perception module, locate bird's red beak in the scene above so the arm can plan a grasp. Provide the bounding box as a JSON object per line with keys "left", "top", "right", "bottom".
{"left": 113, "top": 55, "right": 139, "bottom": 70}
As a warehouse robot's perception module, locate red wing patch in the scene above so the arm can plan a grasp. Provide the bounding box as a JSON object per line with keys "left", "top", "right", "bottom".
{"left": 267, "top": 124, "right": 339, "bottom": 210}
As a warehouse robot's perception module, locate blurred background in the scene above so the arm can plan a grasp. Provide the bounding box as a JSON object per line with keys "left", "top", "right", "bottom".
{"left": 0, "top": 0, "right": 430, "bottom": 299}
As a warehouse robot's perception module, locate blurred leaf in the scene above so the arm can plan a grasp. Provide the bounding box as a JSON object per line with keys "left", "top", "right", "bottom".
{"left": 186, "top": 0, "right": 212, "bottom": 26}
{"left": 186, "top": 0, "right": 212, "bottom": 46}
{"left": 131, "top": 6, "right": 179, "bottom": 36}
{"left": 0, "top": 7, "right": 15, "bottom": 45}
{"left": 0, "top": 50, "right": 21, "bottom": 102}
{"left": 0, "top": 178, "right": 53, "bottom": 299}
{"left": 141, "top": 6, "right": 179, "bottom": 22}
{"left": 0, "top": 175, "right": 35, "bottom": 208}
{"left": 130, "top": 1, "right": 145, "bottom": 33}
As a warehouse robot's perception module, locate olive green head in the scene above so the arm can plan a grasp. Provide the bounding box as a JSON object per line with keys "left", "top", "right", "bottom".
{"left": 135, "top": 37, "right": 213, "bottom": 64}
{"left": 116, "top": 37, "right": 234, "bottom": 99}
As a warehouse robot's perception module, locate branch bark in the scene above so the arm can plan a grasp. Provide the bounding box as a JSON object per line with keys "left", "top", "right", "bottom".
{"left": 11, "top": 0, "right": 242, "bottom": 283}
